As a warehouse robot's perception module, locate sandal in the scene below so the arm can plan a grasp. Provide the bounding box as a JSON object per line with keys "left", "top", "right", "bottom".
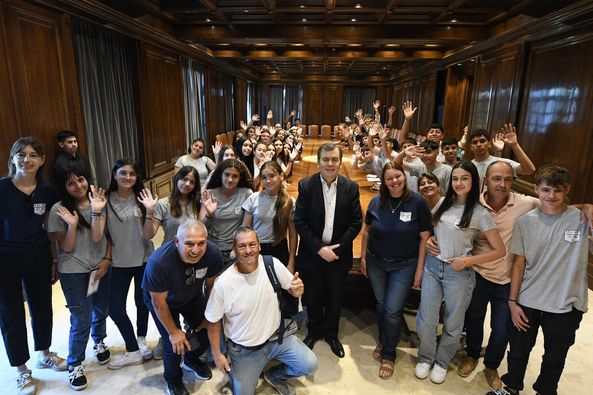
{"left": 379, "top": 359, "right": 395, "bottom": 380}
{"left": 372, "top": 344, "right": 383, "bottom": 362}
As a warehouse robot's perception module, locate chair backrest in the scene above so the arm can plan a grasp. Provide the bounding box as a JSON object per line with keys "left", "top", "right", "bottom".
{"left": 216, "top": 133, "right": 229, "bottom": 145}
{"left": 321, "top": 124, "right": 332, "bottom": 139}
{"left": 226, "top": 131, "right": 235, "bottom": 144}
{"left": 308, "top": 124, "right": 319, "bottom": 138}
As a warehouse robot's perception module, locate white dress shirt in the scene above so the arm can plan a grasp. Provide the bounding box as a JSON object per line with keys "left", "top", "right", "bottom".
{"left": 320, "top": 175, "right": 338, "bottom": 244}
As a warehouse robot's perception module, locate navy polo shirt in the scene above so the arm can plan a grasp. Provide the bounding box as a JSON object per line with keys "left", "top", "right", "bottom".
{"left": 142, "top": 240, "right": 223, "bottom": 311}
{"left": 0, "top": 177, "right": 59, "bottom": 254}
{"left": 365, "top": 192, "right": 433, "bottom": 260}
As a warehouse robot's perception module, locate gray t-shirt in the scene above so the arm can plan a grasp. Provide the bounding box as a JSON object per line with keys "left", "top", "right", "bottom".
{"left": 107, "top": 194, "right": 154, "bottom": 268}
{"left": 175, "top": 155, "right": 215, "bottom": 189}
{"left": 242, "top": 192, "right": 295, "bottom": 244}
{"left": 208, "top": 187, "right": 252, "bottom": 250}
{"left": 509, "top": 207, "right": 592, "bottom": 313}
{"left": 154, "top": 198, "right": 197, "bottom": 243}
{"left": 434, "top": 203, "right": 496, "bottom": 261}
{"left": 409, "top": 161, "right": 452, "bottom": 196}
{"left": 472, "top": 155, "right": 519, "bottom": 190}
{"left": 48, "top": 202, "right": 108, "bottom": 274}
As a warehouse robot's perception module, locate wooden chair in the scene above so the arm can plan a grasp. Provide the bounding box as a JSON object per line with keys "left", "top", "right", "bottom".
{"left": 321, "top": 124, "right": 332, "bottom": 139}
{"left": 308, "top": 124, "right": 319, "bottom": 138}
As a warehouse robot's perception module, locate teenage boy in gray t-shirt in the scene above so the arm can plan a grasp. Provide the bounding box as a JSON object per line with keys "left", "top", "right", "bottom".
{"left": 493, "top": 165, "right": 593, "bottom": 395}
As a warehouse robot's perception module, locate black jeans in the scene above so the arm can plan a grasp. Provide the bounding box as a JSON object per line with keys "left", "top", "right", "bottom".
{"left": 0, "top": 245, "right": 53, "bottom": 366}
{"left": 260, "top": 238, "right": 289, "bottom": 266}
{"left": 464, "top": 272, "right": 511, "bottom": 369}
{"left": 145, "top": 292, "right": 209, "bottom": 385}
{"left": 501, "top": 305, "right": 583, "bottom": 395}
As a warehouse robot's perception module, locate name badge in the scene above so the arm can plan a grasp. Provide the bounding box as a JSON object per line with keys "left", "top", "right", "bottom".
{"left": 400, "top": 211, "right": 412, "bottom": 222}
{"left": 195, "top": 268, "right": 208, "bottom": 279}
{"left": 564, "top": 230, "right": 581, "bottom": 243}
{"left": 33, "top": 203, "right": 46, "bottom": 215}
{"left": 234, "top": 206, "right": 242, "bottom": 215}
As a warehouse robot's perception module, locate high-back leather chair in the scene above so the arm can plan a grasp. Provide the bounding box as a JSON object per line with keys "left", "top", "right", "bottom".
{"left": 308, "top": 124, "right": 319, "bottom": 138}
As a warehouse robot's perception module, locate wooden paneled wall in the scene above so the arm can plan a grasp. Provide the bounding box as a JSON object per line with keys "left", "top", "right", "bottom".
{"left": 301, "top": 84, "right": 344, "bottom": 126}
{"left": 0, "top": 0, "right": 84, "bottom": 178}
{"left": 234, "top": 76, "right": 248, "bottom": 130}
{"left": 391, "top": 74, "right": 437, "bottom": 134}
{"left": 441, "top": 66, "right": 472, "bottom": 139}
{"left": 204, "top": 67, "right": 227, "bottom": 144}
{"left": 136, "top": 43, "right": 185, "bottom": 179}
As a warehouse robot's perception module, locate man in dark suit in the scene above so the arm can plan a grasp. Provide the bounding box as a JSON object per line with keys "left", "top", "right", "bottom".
{"left": 294, "top": 143, "right": 362, "bottom": 358}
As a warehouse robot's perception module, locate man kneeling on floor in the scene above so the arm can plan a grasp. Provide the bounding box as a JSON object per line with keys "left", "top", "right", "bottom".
{"left": 142, "top": 219, "right": 224, "bottom": 395}
{"left": 205, "top": 226, "right": 318, "bottom": 395}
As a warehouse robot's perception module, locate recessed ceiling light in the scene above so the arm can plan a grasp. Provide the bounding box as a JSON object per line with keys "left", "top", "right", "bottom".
{"left": 451, "top": 18, "right": 458, "bottom": 23}
{"left": 255, "top": 43, "right": 267, "bottom": 46}
{"left": 244, "top": 10, "right": 248, "bottom": 13}
{"left": 302, "top": 18, "right": 307, "bottom": 22}
{"left": 457, "top": 63, "right": 462, "bottom": 66}
{"left": 290, "top": 43, "right": 305, "bottom": 46}
{"left": 425, "top": 44, "right": 438, "bottom": 47}
{"left": 206, "top": 18, "right": 211, "bottom": 22}
{"left": 355, "top": 3, "right": 362, "bottom": 8}
{"left": 219, "top": 43, "right": 230, "bottom": 46}
{"left": 331, "top": 48, "right": 336, "bottom": 51}
{"left": 351, "top": 18, "right": 357, "bottom": 22}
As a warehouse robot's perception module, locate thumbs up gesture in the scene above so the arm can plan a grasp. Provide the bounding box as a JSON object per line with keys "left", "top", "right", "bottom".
{"left": 289, "top": 272, "right": 304, "bottom": 298}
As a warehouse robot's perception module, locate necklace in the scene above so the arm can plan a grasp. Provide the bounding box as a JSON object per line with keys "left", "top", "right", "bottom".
{"left": 388, "top": 197, "right": 403, "bottom": 214}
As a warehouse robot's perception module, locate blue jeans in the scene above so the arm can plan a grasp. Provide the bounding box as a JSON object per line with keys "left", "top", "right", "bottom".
{"left": 60, "top": 269, "right": 111, "bottom": 366}
{"left": 464, "top": 272, "right": 511, "bottom": 369}
{"left": 417, "top": 254, "right": 475, "bottom": 368}
{"left": 227, "top": 335, "right": 318, "bottom": 395}
{"left": 366, "top": 253, "right": 416, "bottom": 361}
{"left": 109, "top": 264, "right": 149, "bottom": 351}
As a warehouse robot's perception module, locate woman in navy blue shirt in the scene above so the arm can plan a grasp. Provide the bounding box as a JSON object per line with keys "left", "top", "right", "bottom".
{"left": 360, "top": 161, "right": 432, "bottom": 380}
{"left": 0, "top": 137, "right": 67, "bottom": 395}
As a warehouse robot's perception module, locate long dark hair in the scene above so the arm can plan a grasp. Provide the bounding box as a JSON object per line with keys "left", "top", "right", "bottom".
{"left": 7, "top": 136, "right": 46, "bottom": 181}
{"left": 432, "top": 161, "right": 480, "bottom": 228}
{"left": 107, "top": 158, "right": 146, "bottom": 222}
{"left": 205, "top": 159, "right": 253, "bottom": 190}
{"left": 188, "top": 138, "right": 205, "bottom": 156}
{"left": 260, "top": 161, "right": 293, "bottom": 243}
{"left": 55, "top": 162, "right": 92, "bottom": 229}
{"left": 236, "top": 138, "right": 254, "bottom": 177}
{"left": 217, "top": 144, "right": 237, "bottom": 164}
{"left": 170, "top": 166, "right": 201, "bottom": 218}
{"left": 378, "top": 162, "right": 411, "bottom": 208}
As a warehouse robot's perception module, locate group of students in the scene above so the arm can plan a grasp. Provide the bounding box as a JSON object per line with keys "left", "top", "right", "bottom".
{"left": 1, "top": 107, "right": 592, "bottom": 395}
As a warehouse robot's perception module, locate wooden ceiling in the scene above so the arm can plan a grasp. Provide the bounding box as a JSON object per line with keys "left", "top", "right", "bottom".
{"left": 98, "top": 0, "right": 580, "bottom": 79}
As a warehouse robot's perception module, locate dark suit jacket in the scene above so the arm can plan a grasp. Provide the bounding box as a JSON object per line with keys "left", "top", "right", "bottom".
{"left": 294, "top": 173, "right": 362, "bottom": 271}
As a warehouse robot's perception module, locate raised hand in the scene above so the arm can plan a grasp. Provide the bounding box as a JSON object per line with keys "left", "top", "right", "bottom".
{"left": 254, "top": 126, "right": 262, "bottom": 136}
{"left": 56, "top": 205, "right": 79, "bottom": 227}
{"left": 492, "top": 132, "right": 505, "bottom": 152}
{"left": 251, "top": 114, "right": 260, "bottom": 122}
{"left": 212, "top": 140, "right": 222, "bottom": 157}
{"left": 137, "top": 188, "right": 158, "bottom": 213}
{"left": 264, "top": 150, "right": 274, "bottom": 162}
{"left": 499, "top": 123, "right": 518, "bottom": 146}
{"left": 373, "top": 99, "right": 381, "bottom": 110}
{"left": 344, "top": 116, "right": 352, "bottom": 123}
{"left": 404, "top": 144, "right": 423, "bottom": 160}
{"left": 88, "top": 185, "right": 107, "bottom": 213}
{"left": 290, "top": 109, "right": 296, "bottom": 116}
{"left": 355, "top": 108, "right": 363, "bottom": 119}
{"left": 200, "top": 190, "right": 217, "bottom": 217}
{"left": 388, "top": 105, "right": 396, "bottom": 115}
{"left": 266, "top": 110, "right": 273, "bottom": 120}
{"left": 239, "top": 120, "right": 248, "bottom": 131}
{"left": 289, "top": 147, "right": 299, "bottom": 161}
{"left": 402, "top": 101, "right": 418, "bottom": 121}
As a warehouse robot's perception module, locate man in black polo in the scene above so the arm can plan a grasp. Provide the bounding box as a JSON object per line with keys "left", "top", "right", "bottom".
{"left": 142, "top": 219, "right": 223, "bottom": 395}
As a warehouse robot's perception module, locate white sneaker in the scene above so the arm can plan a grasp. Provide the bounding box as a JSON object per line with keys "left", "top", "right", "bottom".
{"left": 430, "top": 364, "right": 448, "bottom": 384}
{"left": 414, "top": 362, "right": 431, "bottom": 379}
{"left": 153, "top": 337, "right": 164, "bottom": 360}
{"left": 107, "top": 350, "right": 143, "bottom": 370}
{"left": 137, "top": 336, "right": 154, "bottom": 360}
{"left": 17, "top": 369, "right": 36, "bottom": 395}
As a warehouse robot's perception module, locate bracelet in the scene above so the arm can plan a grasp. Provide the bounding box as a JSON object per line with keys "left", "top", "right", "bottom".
{"left": 52, "top": 258, "right": 58, "bottom": 263}
{"left": 146, "top": 216, "right": 153, "bottom": 220}
{"left": 508, "top": 299, "right": 517, "bottom": 303}
{"left": 102, "top": 257, "right": 112, "bottom": 262}
{"left": 90, "top": 212, "right": 102, "bottom": 217}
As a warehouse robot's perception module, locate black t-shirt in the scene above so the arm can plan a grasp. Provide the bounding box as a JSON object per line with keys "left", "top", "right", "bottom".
{"left": 142, "top": 240, "right": 223, "bottom": 311}
{"left": 0, "top": 177, "right": 59, "bottom": 254}
{"left": 53, "top": 151, "right": 91, "bottom": 181}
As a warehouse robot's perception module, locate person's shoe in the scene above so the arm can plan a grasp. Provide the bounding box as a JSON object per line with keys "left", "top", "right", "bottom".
{"left": 137, "top": 336, "right": 154, "bottom": 360}
{"left": 414, "top": 362, "right": 431, "bottom": 380}
{"left": 17, "top": 369, "right": 37, "bottom": 395}
{"left": 93, "top": 341, "right": 111, "bottom": 365}
{"left": 165, "top": 382, "right": 189, "bottom": 395}
{"left": 484, "top": 368, "right": 503, "bottom": 391}
{"left": 153, "top": 337, "right": 164, "bottom": 360}
{"left": 486, "top": 387, "right": 516, "bottom": 395}
{"left": 181, "top": 358, "right": 212, "bottom": 381}
{"left": 107, "top": 350, "right": 143, "bottom": 370}
{"left": 36, "top": 351, "right": 68, "bottom": 371}
{"left": 68, "top": 365, "right": 88, "bottom": 391}
{"left": 303, "top": 333, "right": 322, "bottom": 350}
{"left": 324, "top": 336, "right": 345, "bottom": 358}
{"left": 264, "top": 371, "right": 296, "bottom": 395}
{"left": 457, "top": 356, "right": 479, "bottom": 377}
{"left": 430, "top": 364, "right": 448, "bottom": 384}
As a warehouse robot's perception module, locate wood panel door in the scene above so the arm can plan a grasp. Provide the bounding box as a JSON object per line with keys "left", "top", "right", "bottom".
{"left": 0, "top": 0, "right": 84, "bottom": 176}
{"left": 321, "top": 85, "right": 343, "bottom": 126}
{"left": 303, "top": 85, "right": 321, "bottom": 126}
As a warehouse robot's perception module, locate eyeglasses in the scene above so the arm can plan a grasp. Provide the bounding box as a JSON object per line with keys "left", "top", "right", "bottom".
{"left": 116, "top": 170, "right": 137, "bottom": 178}
{"left": 15, "top": 152, "right": 42, "bottom": 161}
{"left": 185, "top": 266, "right": 195, "bottom": 285}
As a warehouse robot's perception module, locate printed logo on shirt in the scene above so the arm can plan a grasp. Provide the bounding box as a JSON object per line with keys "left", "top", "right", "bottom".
{"left": 564, "top": 230, "right": 581, "bottom": 243}
{"left": 33, "top": 203, "right": 46, "bottom": 215}
{"left": 400, "top": 212, "right": 412, "bottom": 222}
{"left": 195, "top": 268, "right": 208, "bottom": 279}
{"left": 133, "top": 207, "right": 142, "bottom": 217}
{"left": 454, "top": 219, "right": 462, "bottom": 229}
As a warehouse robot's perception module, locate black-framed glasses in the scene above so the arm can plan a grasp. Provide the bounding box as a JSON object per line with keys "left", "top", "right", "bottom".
{"left": 185, "top": 266, "right": 195, "bottom": 285}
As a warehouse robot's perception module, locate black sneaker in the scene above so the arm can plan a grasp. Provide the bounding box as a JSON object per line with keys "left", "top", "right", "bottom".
{"left": 486, "top": 387, "right": 516, "bottom": 395}
{"left": 68, "top": 365, "right": 88, "bottom": 391}
{"left": 165, "top": 382, "right": 189, "bottom": 395}
{"left": 93, "top": 341, "right": 111, "bottom": 365}
{"left": 181, "top": 358, "right": 212, "bottom": 381}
